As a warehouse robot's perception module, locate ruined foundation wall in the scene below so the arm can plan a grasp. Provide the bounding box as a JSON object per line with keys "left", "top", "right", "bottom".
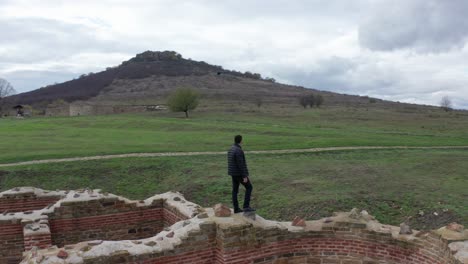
{"left": 2, "top": 187, "right": 464, "bottom": 264}
{"left": 47, "top": 198, "right": 164, "bottom": 247}
{"left": 0, "top": 189, "right": 62, "bottom": 213}
{"left": 0, "top": 188, "right": 199, "bottom": 264}
{"left": 216, "top": 221, "right": 458, "bottom": 264}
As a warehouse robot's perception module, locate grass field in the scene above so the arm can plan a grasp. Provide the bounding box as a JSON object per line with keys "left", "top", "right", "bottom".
{"left": 1, "top": 148, "right": 467, "bottom": 229}
{"left": 1, "top": 106, "right": 468, "bottom": 163}
{"left": 1, "top": 106, "right": 467, "bottom": 229}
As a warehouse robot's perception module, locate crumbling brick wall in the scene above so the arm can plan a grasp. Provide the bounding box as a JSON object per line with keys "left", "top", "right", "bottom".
{"left": 0, "top": 190, "right": 62, "bottom": 213}
{"left": 21, "top": 208, "right": 464, "bottom": 264}
{"left": 0, "top": 188, "right": 198, "bottom": 264}
{"left": 215, "top": 221, "right": 458, "bottom": 264}
{"left": 2, "top": 187, "right": 464, "bottom": 264}
{"left": 47, "top": 198, "right": 165, "bottom": 247}
{"left": 0, "top": 221, "right": 23, "bottom": 264}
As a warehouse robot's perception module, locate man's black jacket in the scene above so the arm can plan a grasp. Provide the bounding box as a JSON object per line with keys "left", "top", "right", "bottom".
{"left": 227, "top": 143, "right": 249, "bottom": 178}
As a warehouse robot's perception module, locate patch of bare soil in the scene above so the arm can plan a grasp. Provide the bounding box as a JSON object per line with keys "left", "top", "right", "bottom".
{"left": 408, "top": 210, "right": 462, "bottom": 230}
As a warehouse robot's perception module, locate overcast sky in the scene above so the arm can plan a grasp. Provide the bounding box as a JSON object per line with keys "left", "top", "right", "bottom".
{"left": 1, "top": 0, "right": 468, "bottom": 108}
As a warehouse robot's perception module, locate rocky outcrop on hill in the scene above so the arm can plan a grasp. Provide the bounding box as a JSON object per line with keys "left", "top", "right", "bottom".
{"left": 121, "top": 50, "right": 183, "bottom": 65}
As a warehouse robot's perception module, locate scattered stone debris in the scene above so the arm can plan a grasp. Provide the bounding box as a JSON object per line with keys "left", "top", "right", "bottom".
{"left": 214, "top": 203, "right": 231, "bottom": 217}
{"left": 57, "top": 250, "right": 68, "bottom": 259}
{"left": 399, "top": 223, "right": 413, "bottom": 235}
{"left": 292, "top": 216, "right": 306, "bottom": 227}
{"left": 447, "top": 223, "right": 465, "bottom": 233}
{"left": 349, "top": 208, "right": 360, "bottom": 219}
{"left": 360, "top": 210, "right": 374, "bottom": 221}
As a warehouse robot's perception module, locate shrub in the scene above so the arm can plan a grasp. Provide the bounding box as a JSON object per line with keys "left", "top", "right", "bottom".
{"left": 167, "top": 88, "right": 199, "bottom": 118}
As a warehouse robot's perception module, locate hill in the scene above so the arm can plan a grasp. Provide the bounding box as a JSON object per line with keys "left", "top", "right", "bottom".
{"left": 4, "top": 50, "right": 395, "bottom": 112}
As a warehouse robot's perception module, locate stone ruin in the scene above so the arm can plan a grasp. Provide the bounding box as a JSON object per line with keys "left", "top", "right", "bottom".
{"left": 0, "top": 187, "right": 466, "bottom": 264}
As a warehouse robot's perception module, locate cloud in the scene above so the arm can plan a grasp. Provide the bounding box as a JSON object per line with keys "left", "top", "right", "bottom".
{"left": 0, "top": 70, "right": 78, "bottom": 93}
{"left": 0, "top": 17, "right": 135, "bottom": 64}
{"left": 359, "top": 0, "right": 468, "bottom": 53}
{"left": 1, "top": 0, "right": 468, "bottom": 108}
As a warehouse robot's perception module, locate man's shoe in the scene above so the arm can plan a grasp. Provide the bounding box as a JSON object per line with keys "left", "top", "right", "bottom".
{"left": 234, "top": 208, "right": 243, "bottom": 213}
{"left": 243, "top": 207, "right": 256, "bottom": 212}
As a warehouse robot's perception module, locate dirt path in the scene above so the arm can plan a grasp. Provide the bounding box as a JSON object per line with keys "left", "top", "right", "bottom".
{"left": 1, "top": 146, "right": 468, "bottom": 168}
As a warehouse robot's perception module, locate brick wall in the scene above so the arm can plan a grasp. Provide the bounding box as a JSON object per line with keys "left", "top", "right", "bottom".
{"left": 23, "top": 233, "right": 52, "bottom": 251}
{"left": 163, "top": 204, "right": 190, "bottom": 226}
{"left": 0, "top": 194, "right": 60, "bottom": 213}
{"left": 0, "top": 188, "right": 199, "bottom": 264}
{"left": 49, "top": 208, "right": 164, "bottom": 247}
{"left": 12, "top": 191, "right": 463, "bottom": 264}
{"left": 65, "top": 219, "right": 460, "bottom": 264}
{"left": 81, "top": 221, "right": 218, "bottom": 264}
{"left": 47, "top": 198, "right": 165, "bottom": 247}
{"left": 213, "top": 221, "right": 459, "bottom": 264}
{"left": 0, "top": 222, "right": 23, "bottom": 264}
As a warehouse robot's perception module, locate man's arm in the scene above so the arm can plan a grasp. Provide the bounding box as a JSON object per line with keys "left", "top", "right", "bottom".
{"left": 235, "top": 149, "right": 249, "bottom": 182}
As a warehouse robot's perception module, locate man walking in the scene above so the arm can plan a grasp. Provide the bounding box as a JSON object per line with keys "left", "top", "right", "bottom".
{"left": 228, "top": 135, "right": 255, "bottom": 213}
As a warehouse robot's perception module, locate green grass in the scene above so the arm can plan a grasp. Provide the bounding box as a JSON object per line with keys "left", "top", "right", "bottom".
{"left": 1, "top": 106, "right": 468, "bottom": 163}
{"left": 1, "top": 149, "right": 466, "bottom": 229}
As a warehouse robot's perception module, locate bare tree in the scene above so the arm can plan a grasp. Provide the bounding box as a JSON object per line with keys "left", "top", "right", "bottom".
{"left": 440, "top": 96, "right": 452, "bottom": 112}
{"left": 307, "top": 94, "right": 315, "bottom": 107}
{"left": 299, "top": 96, "right": 309, "bottom": 108}
{"left": 0, "top": 78, "right": 16, "bottom": 116}
{"left": 315, "top": 94, "right": 324, "bottom": 107}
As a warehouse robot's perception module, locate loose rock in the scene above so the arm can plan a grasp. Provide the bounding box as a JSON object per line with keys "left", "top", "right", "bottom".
{"left": 292, "top": 216, "right": 306, "bottom": 227}
{"left": 399, "top": 223, "right": 413, "bottom": 235}
{"left": 57, "top": 250, "right": 68, "bottom": 259}
{"left": 214, "top": 203, "right": 231, "bottom": 217}
{"left": 447, "top": 223, "right": 465, "bottom": 233}
{"left": 349, "top": 208, "right": 360, "bottom": 219}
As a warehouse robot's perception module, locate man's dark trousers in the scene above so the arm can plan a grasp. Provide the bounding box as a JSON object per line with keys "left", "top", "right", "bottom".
{"left": 231, "top": 176, "right": 253, "bottom": 209}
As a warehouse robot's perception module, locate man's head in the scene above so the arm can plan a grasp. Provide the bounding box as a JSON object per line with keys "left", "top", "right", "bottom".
{"left": 234, "top": 135, "right": 243, "bottom": 144}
